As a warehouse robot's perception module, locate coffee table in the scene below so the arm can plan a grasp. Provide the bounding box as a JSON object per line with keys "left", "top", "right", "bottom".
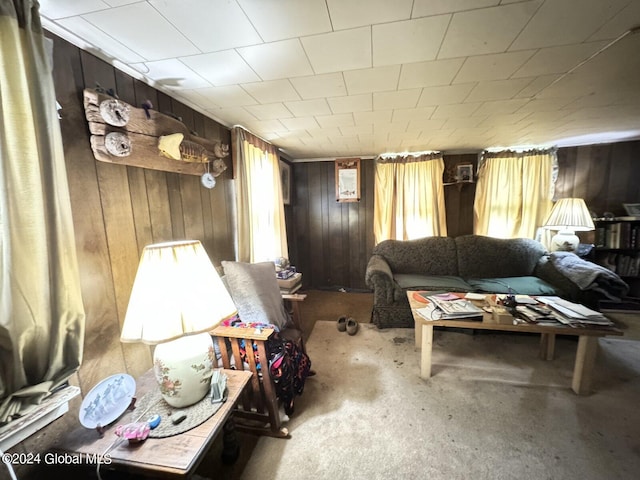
{"left": 407, "top": 292, "right": 623, "bottom": 395}
{"left": 55, "top": 368, "right": 252, "bottom": 478}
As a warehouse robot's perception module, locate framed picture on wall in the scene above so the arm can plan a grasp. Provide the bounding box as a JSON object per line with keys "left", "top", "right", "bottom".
{"left": 335, "top": 158, "right": 360, "bottom": 202}
{"left": 456, "top": 163, "right": 474, "bottom": 183}
{"left": 280, "top": 160, "right": 291, "bottom": 205}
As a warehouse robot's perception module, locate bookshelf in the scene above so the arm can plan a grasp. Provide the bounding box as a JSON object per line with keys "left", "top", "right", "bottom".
{"left": 593, "top": 217, "right": 640, "bottom": 296}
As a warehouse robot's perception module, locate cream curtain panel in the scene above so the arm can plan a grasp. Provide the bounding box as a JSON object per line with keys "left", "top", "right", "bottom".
{"left": 231, "top": 126, "right": 288, "bottom": 263}
{"left": 374, "top": 153, "right": 447, "bottom": 243}
{"left": 0, "top": 0, "right": 85, "bottom": 423}
{"left": 474, "top": 149, "right": 556, "bottom": 239}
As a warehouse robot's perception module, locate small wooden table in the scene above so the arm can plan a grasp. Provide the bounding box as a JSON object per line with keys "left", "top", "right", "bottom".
{"left": 407, "top": 292, "right": 623, "bottom": 395}
{"left": 56, "top": 368, "right": 252, "bottom": 478}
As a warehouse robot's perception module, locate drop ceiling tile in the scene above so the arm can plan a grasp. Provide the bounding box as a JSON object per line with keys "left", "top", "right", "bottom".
{"left": 284, "top": 99, "right": 332, "bottom": 117}
{"left": 418, "top": 84, "right": 475, "bottom": 106}
{"left": 82, "top": 3, "right": 199, "bottom": 61}
{"left": 39, "top": 0, "right": 109, "bottom": 19}
{"left": 56, "top": 16, "right": 145, "bottom": 64}
{"left": 510, "top": 0, "right": 630, "bottom": 50}
{"left": 191, "top": 85, "right": 257, "bottom": 108}
{"left": 327, "top": 0, "right": 413, "bottom": 30}
{"left": 306, "top": 127, "right": 342, "bottom": 138}
{"left": 353, "top": 111, "right": 393, "bottom": 125}
{"left": 301, "top": 27, "right": 372, "bottom": 74}
{"left": 438, "top": 2, "right": 541, "bottom": 58}
{"left": 466, "top": 78, "right": 533, "bottom": 102}
{"left": 431, "top": 103, "right": 483, "bottom": 119}
{"left": 244, "top": 103, "right": 293, "bottom": 121}
{"left": 238, "top": 39, "right": 313, "bottom": 81}
{"left": 315, "top": 114, "right": 354, "bottom": 128}
{"left": 290, "top": 73, "right": 348, "bottom": 99}
{"left": 406, "top": 118, "right": 447, "bottom": 132}
{"left": 149, "top": 0, "right": 261, "bottom": 52}
{"left": 238, "top": 0, "right": 332, "bottom": 42}
{"left": 514, "top": 75, "right": 562, "bottom": 99}
{"left": 340, "top": 124, "right": 374, "bottom": 136}
{"left": 241, "top": 79, "right": 301, "bottom": 104}
{"left": 588, "top": 2, "right": 640, "bottom": 41}
{"left": 327, "top": 94, "right": 372, "bottom": 114}
{"left": 140, "top": 59, "right": 210, "bottom": 89}
{"left": 454, "top": 51, "right": 535, "bottom": 84}
{"left": 176, "top": 89, "right": 221, "bottom": 110}
{"left": 412, "top": 0, "right": 499, "bottom": 17}
{"left": 343, "top": 66, "right": 401, "bottom": 95}
{"left": 472, "top": 98, "right": 530, "bottom": 115}
{"left": 512, "top": 42, "right": 608, "bottom": 78}
{"left": 181, "top": 51, "right": 260, "bottom": 86}
{"left": 241, "top": 119, "right": 288, "bottom": 134}
{"left": 393, "top": 107, "right": 437, "bottom": 123}
{"left": 373, "top": 16, "right": 449, "bottom": 66}
{"left": 281, "top": 117, "right": 321, "bottom": 131}
{"left": 442, "top": 117, "right": 487, "bottom": 130}
{"left": 208, "top": 107, "right": 258, "bottom": 126}
{"left": 373, "top": 89, "right": 422, "bottom": 110}
{"left": 398, "top": 59, "right": 465, "bottom": 89}
{"left": 374, "top": 122, "right": 409, "bottom": 134}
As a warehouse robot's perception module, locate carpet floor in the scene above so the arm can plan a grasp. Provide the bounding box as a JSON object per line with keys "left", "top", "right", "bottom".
{"left": 198, "top": 291, "right": 640, "bottom": 480}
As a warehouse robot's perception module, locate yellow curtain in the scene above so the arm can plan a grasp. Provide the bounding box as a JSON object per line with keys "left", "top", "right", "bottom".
{"left": 231, "top": 126, "right": 288, "bottom": 263}
{"left": 0, "top": 0, "right": 85, "bottom": 422}
{"left": 474, "top": 149, "right": 555, "bottom": 239}
{"left": 374, "top": 153, "right": 447, "bottom": 243}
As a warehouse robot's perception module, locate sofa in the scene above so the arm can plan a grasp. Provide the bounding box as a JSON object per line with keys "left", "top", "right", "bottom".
{"left": 365, "top": 234, "right": 629, "bottom": 328}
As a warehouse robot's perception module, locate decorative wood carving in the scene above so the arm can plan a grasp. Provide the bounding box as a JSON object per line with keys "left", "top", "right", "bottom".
{"left": 83, "top": 89, "right": 229, "bottom": 176}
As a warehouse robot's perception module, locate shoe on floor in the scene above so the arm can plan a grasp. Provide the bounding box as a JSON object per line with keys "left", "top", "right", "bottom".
{"left": 346, "top": 318, "right": 359, "bottom": 335}
{"left": 337, "top": 316, "right": 347, "bottom": 332}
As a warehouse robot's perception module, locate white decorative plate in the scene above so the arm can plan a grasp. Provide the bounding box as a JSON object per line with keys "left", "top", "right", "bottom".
{"left": 79, "top": 373, "right": 136, "bottom": 429}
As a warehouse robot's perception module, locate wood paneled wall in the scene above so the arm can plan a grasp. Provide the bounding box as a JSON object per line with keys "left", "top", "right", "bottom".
{"left": 289, "top": 145, "right": 640, "bottom": 291}
{"left": 50, "top": 34, "right": 235, "bottom": 393}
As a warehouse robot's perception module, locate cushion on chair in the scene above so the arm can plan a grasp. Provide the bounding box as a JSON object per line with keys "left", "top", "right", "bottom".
{"left": 466, "top": 276, "right": 558, "bottom": 295}
{"left": 221, "top": 261, "right": 290, "bottom": 329}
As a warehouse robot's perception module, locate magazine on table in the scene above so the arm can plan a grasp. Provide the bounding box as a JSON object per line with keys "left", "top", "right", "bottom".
{"left": 417, "top": 293, "right": 484, "bottom": 320}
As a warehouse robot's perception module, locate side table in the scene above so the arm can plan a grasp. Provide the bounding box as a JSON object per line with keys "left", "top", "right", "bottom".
{"left": 54, "top": 368, "right": 252, "bottom": 478}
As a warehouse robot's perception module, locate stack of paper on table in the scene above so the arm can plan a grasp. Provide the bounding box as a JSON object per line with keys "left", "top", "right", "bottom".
{"left": 537, "top": 296, "right": 614, "bottom": 326}
{"left": 416, "top": 293, "right": 484, "bottom": 321}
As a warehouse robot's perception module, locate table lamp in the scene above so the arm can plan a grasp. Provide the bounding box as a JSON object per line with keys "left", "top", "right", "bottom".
{"left": 121, "top": 240, "right": 237, "bottom": 408}
{"left": 543, "top": 198, "right": 595, "bottom": 252}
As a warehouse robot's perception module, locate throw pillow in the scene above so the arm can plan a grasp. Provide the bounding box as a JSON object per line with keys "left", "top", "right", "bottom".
{"left": 221, "top": 261, "right": 289, "bottom": 329}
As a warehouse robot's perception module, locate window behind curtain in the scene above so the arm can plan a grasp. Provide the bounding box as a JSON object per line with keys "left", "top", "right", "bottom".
{"left": 474, "top": 149, "right": 556, "bottom": 239}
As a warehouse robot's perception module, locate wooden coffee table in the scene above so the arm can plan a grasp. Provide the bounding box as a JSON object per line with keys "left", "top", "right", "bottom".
{"left": 407, "top": 292, "right": 623, "bottom": 395}
{"left": 55, "top": 368, "right": 252, "bottom": 478}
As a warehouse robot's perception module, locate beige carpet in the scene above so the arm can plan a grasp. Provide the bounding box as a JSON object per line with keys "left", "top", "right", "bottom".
{"left": 201, "top": 315, "right": 640, "bottom": 480}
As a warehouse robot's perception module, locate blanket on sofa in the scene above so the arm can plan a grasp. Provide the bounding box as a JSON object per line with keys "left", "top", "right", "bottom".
{"left": 550, "top": 252, "right": 629, "bottom": 301}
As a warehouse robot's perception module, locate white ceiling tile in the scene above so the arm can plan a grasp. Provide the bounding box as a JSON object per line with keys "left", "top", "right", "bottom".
{"left": 392, "top": 107, "right": 437, "bottom": 123}
{"left": 398, "top": 59, "right": 465, "bottom": 89}
{"left": 375, "top": 122, "right": 409, "bottom": 134}
{"left": 438, "top": 2, "right": 541, "bottom": 58}
{"left": 412, "top": 0, "right": 499, "bottom": 17}
{"left": 454, "top": 51, "right": 535, "bottom": 84}
{"left": 284, "top": 99, "right": 332, "bottom": 117}
{"left": 301, "top": 27, "right": 372, "bottom": 74}
{"left": 142, "top": 59, "right": 210, "bottom": 89}
{"left": 192, "top": 85, "right": 257, "bottom": 108}
{"left": 588, "top": 2, "right": 640, "bottom": 41}
{"left": 315, "top": 114, "right": 354, "bottom": 128}
{"left": 180, "top": 51, "right": 260, "bottom": 86}
{"left": 340, "top": 124, "right": 374, "bottom": 136}
{"left": 327, "top": 0, "right": 413, "bottom": 30}
{"left": 209, "top": 107, "right": 258, "bottom": 126}
{"left": 343, "top": 66, "right": 401, "bottom": 95}
{"left": 373, "top": 89, "right": 421, "bottom": 110}
{"left": 328, "top": 94, "right": 372, "bottom": 114}
{"left": 431, "top": 103, "right": 483, "bottom": 119}
{"left": 82, "top": 3, "right": 200, "bottom": 61}
{"left": 241, "top": 80, "right": 300, "bottom": 104}
{"left": 149, "top": 0, "right": 261, "bottom": 52}
{"left": 238, "top": 39, "right": 313, "bottom": 81}
{"left": 512, "top": 42, "right": 608, "bottom": 78}
{"left": 472, "top": 99, "right": 530, "bottom": 115}
{"left": 244, "top": 103, "right": 294, "bottom": 120}
{"left": 306, "top": 127, "right": 342, "bottom": 138}
{"left": 353, "top": 110, "right": 393, "bottom": 125}
{"left": 514, "top": 75, "right": 562, "bottom": 99}
{"left": 510, "top": 0, "right": 631, "bottom": 50}
{"left": 238, "top": 0, "right": 332, "bottom": 42}
{"left": 406, "top": 118, "right": 447, "bottom": 132}
{"left": 373, "top": 16, "right": 449, "bottom": 66}
{"left": 39, "top": 0, "right": 109, "bottom": 19}
{"left": 176, "top": 89, "right": 222, "bottom": 110}
{"left": 418, "top": 84, "right": 475, "bottom": 106}
{"left": 240, "top": 119, "right": 288, "bottom": 134}
{"left": 56, "top": 16, "right": 145, "bottom": 64}
{"left": 289, "top": 73, "right": 348, "bottom": 99}
{"left": 442, "top": 117, "right": 487, "bottom": 130}
{"left": 466, "top": 78, "right": 534, "bottom": 102}
{"left": 280, "top": 117, "right": 321, "bottom": 131}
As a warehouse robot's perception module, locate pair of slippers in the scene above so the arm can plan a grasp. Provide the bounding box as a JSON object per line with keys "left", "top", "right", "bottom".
{"left": 337, "top": 316, "right": 358, "bottom": 335}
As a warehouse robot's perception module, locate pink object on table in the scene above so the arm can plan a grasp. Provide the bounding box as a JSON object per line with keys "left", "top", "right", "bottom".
{"left": 114, "top": 422, "right": 151, "bottom": 442}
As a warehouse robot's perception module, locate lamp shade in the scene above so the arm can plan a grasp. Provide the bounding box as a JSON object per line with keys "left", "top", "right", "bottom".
{"left": 543, "top": 198, "right": 595, "bottom": 231}
{"left": 121, "top": 240, "right": 237, "bottom": 344}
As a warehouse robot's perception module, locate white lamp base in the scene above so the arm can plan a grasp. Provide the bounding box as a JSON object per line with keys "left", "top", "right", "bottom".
{"left": 153, "top": 332, "right": 214, "bottom": 408}
{"left": 550, "top": 229, "right": 579, "bottom": 252}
